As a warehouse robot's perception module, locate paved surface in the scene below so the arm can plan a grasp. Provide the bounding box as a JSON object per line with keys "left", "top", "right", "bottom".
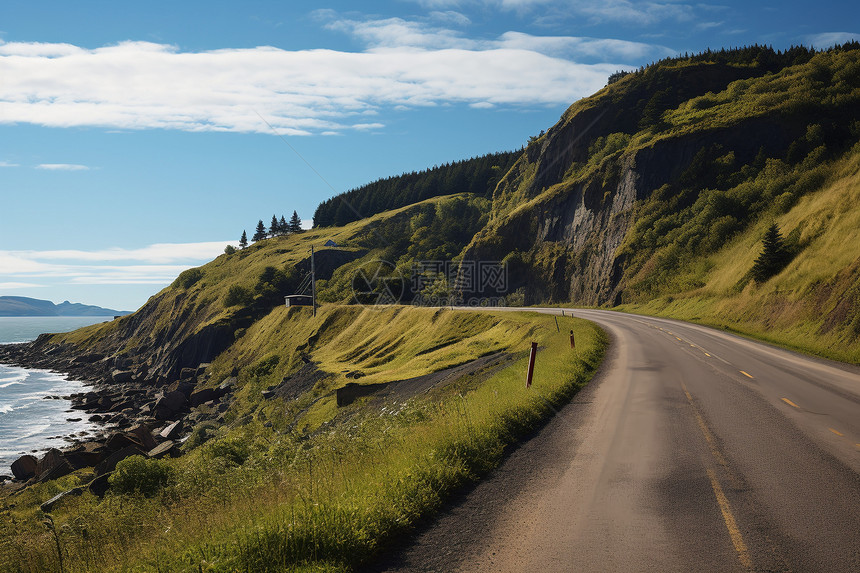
{"left": 371, "top": 309, "right": 860, "bottom": 572}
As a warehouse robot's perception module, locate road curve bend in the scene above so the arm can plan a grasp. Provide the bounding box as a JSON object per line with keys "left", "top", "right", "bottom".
{"left": 372, "top": 309, "right": 860, "bottom": 573}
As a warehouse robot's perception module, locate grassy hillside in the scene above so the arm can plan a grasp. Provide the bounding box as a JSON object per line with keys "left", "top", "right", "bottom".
{"left": 51, "top": 192, "right": 492, "bottom": 379}
{"left": 460, "top": 43, "right": 860, "bottom": 361}
{"left": 621, "top": 148, "right": 860, "bottom": 363}
{"left": 2, "top": 307, "right": 605, "bottom": 572}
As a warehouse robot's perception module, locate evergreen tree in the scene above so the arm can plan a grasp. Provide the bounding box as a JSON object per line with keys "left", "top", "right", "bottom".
{"left": 269, "top": 214, "right": 280, "bottom": 237}
{"left": 288, "top": 210, "right": 302, "bottom": 233}
{"left": 252, "top": 220, "right": 267, "bottom": 242}
{"left": 239, "top": 230, "right": 248, "bottom": 249}
{"left": 279, "top": 215, "right": 288, "bottom": 234}
{"left": 751, "top": 223, "right": 791, "bottom": 282}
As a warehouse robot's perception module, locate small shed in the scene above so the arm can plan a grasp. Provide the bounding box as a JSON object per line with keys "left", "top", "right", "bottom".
{"left": 284, "top": 295, "right": 314, "bottom": 307}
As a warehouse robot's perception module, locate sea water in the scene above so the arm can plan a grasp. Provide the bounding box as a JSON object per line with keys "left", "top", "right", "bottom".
{"left": 0, "top": 316, "right": 113, "bottom": 474}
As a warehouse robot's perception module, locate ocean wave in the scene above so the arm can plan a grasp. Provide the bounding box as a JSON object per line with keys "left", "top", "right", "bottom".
{"left": 0, "top": 404, "right": 12, "bottom": 414}
{"left": 19, "top": 423, "right": 51, "bottom": 440}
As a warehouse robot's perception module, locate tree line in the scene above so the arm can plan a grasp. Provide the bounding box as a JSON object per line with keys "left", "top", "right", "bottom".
{"left": 312, "top": 150, "right": 520, "bottom": 228}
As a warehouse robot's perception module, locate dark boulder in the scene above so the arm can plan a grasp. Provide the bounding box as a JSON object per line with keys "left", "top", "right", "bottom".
{"left": 95, "top": 445, "right": 146, "bottom": 476}
{"left": 63, "top": 442, "right": 107, "bottom": 469}
{"left": 35, "top": 449, "right": 73, "bottom": 482}
{"left": 159, "top": 420, "right": 184, "bottom": 440}
{"left": 11, "top": 454, "right": 38, "bottom": 481}
{"left": 190, "top": 387, "right": 219, "bottom": 407}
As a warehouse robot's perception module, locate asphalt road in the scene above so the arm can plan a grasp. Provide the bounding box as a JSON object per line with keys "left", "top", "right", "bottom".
{"left": 372, "top": 308, "right": 860, "bottom": 572}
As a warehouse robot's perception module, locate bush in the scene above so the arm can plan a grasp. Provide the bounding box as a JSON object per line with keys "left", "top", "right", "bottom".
{"left": 109, "top": 456, "right": 173, "bottom": 496}
{"left": 224, "top": 285, "right": 253, "bottom": 307}
{"left": 174, "top": 268, "right": 204, "bottom": 290}
{"left": 224, "top": 245, "right": 236, "bottom": 255}
{"left": 184, "top": 422, "right": 219, "bottom": 451}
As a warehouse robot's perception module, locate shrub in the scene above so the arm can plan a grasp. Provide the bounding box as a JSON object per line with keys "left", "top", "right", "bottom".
{"left": 173, "top": 268, "right": 204, "bottom": 290}
{"left": 109, "top": 456, "right": 173, "bottom": 496}
{"left": 224, "top": 285, "right": 253, "bottom": 307}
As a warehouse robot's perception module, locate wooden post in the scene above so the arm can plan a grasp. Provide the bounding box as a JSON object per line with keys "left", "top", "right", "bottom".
{"left": 526, "top": 342, "right": 537, "bottom": 388}
{"left": 569, "top": 330, "right": 575, "bottom": 349}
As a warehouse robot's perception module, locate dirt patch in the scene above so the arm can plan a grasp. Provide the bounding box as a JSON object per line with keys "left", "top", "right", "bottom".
{"left": 272, "top": 362, "right": 332, "bottom": 400}
{"left": 336, "top": 352, "right": 514, "bottom": 407}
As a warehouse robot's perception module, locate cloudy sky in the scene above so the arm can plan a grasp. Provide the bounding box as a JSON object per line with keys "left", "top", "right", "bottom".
{"left": 1, "top": 1, "right": 857, "bottom": 311}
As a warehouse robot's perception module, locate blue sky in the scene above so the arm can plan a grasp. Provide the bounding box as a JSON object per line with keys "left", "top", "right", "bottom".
{"left": 1, "top": 1, "right": 857, "bottom": 311}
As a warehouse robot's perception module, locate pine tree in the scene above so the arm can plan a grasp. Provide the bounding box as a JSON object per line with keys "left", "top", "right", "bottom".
{"left": 239, "top": 230, "right": 248, "bottom": 249}
{"left": 288, "top": 210, "right": 302, "bottom": 233}
{"left": 269, "top": 214, "right": 280, "bottom": 237}
{"left": 252, "top": 220, "right": 267, "bottom": 242}
{"left": 279, "top": 215, "right": 288, "bottom": 234}
{"left": 751, "top": 223, "right": 791, "bottom": 282}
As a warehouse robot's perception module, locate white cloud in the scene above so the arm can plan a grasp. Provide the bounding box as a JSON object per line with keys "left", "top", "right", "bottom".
{"left": 0, "top": 241, "right": 232, "bottom": 286}
{"left": 325, "top": 16, "right": 673, "bottom": 60}
{"left": 0, "top": 31, "right": 646, "bottom": 135}
{"left": 805, "top": 32, "right": 860, "bottom": 48}
{"left": 0, "top": 160, "right": 19, "bottom": 167}
{"left": 35, "top": 163, "right": 90, "bottom": 171}
{"left": 0, "top": 282, "right": 44, "bottom": 289}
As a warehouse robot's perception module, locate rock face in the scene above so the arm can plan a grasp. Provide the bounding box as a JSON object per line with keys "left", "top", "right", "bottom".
{"left": 458, "top": 86, "right": 807, "bottom": 306}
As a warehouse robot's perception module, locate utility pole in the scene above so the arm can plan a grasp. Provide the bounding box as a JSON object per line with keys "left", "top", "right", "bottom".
{"left": 311, "top": 245, "right": 316, "bottom": 317}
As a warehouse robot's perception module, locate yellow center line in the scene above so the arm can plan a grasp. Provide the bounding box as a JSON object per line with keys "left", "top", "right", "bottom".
{"left": 682, "top": 382, "right": 729, "bottom": 468}
{"left": 676, "top": 336, "right": 683, "bottom": 341}
{"left": 739, "top": 371, "right": 754, "bottom": 379}
{"left": 829, "top": 428, "right": 844, "bottom": 437}
{"left": 704, "top": 352, "right": 712, "bottom": 357}
{"left": 781, "top": 398, "right": 800, "bottom": 409}
{"left": 707, "top": 468, "right": 754, "bottom": 571}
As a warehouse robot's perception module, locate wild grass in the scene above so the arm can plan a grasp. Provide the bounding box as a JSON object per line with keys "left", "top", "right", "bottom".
{"left": 621, "top": 148, "right": 860, "bottom": 364}
{"left": 0, "top": 309, "right": 605, "bottom": 572}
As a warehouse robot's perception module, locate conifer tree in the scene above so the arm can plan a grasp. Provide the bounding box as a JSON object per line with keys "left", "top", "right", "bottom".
{"left": 239, "top": 230, "right": 248, "bottom": 249}
{"left": 279, "top": 215, "right": 288, "bottom": 234}
{"left": 288, "top": 210, "right": 302, "bottom": 233}
{"left": 751, "top": 223, "right": 791, "bottom": 282}
{"left": 269, "top": 214, "right": 280, "bottom": 237}
{"left": 252, "top": 220, "right": 267, "bottom": 242}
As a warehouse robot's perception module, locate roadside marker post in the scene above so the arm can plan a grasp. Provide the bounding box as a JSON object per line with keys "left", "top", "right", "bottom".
{"left": 554, "top": 316, "right": 560, "bottom": 332}
{"left": 570, "top": 330, "right": 576, "bottom": 349}
{"left": 526, "top": 342, "right": 538, "bottom": 388}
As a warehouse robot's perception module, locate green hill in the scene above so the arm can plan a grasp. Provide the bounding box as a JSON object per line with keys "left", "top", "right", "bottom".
{"left": 3, "top": 42, "right": 860, "bottom": 572}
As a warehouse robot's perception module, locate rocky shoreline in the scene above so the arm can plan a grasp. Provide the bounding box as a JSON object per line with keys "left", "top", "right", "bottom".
{"left": 0, "top": 336, "right": 234, "bottom": 498}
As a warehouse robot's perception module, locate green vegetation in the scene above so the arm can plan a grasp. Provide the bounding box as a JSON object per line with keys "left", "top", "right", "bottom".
{"left": 313, "top": 150, "right": 518, "bottom": 227}
{"left": 458, "top": 43, "right": 860, "bottom": 361}
{"left": 750, "top": 223, "right": 791, "bottom": 283}
{"left": 1, "top": 308, "right": 605, "bottom": 572}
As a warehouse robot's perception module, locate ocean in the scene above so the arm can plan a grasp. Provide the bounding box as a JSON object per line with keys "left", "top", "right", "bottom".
{"left": 0, "top": 316, "right": 114, "bottom": 474}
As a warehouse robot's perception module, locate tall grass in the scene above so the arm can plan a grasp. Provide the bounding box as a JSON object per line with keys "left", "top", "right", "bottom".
{"left": 0, "top": 310, "right": 605, "bottom": 572}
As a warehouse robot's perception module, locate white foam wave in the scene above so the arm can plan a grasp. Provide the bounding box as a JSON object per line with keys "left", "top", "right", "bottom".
{"left": 19, "top": 424, "right": 51, "bottom": 440}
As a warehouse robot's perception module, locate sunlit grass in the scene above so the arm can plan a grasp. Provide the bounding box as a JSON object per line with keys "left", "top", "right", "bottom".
{"left": 0, "top": 310, "right": 605, "bottom": 572}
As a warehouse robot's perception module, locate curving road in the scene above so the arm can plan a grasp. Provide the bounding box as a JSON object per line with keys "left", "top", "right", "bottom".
{"left": 373, "top": 308, "right": 860, "bottom": 572}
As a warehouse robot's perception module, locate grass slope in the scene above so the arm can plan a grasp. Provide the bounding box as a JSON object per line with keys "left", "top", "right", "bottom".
{"left": 1, "top": 307, "right": 605, "bottom": 572}
{"left": 621, "top": 148, "right": 860, "bottom": 363}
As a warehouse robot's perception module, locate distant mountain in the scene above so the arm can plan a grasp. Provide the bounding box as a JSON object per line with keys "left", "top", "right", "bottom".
{"left": 0, "top": 296, "right": 130, "bottom": 317}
